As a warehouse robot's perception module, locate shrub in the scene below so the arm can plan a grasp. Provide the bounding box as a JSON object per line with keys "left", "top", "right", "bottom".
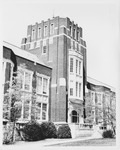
{"left": 3, "top": 131, "right": 12, "bottom": 144}
{"left": 21, "top": 120, "right": 44, "bottom": 141}
{"left": 102, "top": 130, "right": 114, "bottom": 138}
{"left": 57, "top": 124, "right": 72, "bottom": 139}
{"left": 41, "top": 122, "right": 57, "bottom": 139}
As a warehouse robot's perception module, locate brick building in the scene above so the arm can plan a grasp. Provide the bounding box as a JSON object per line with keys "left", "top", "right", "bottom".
{"left": 3, "top": 41, "right": 52, "bottom": 124}
{"left": 85, "top": 76, "right": 116, "bottom": 129}
{"left": 21, "top": 16, "right": 87, "bottom": 124}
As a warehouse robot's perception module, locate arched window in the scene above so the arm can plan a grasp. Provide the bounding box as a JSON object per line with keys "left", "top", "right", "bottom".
{"left": 71, "top": 110, "right": 79, "bottom": 123}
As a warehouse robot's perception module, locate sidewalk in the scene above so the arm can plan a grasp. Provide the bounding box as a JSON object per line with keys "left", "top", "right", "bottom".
{"left": 2, "top": 135, "right": 102, "bottom": 149}
{"left": 2, "top": 130, "right": 103, "bottom": 149}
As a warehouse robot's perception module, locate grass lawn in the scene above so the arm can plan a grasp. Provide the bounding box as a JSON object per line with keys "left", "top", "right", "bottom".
{"left": 50, "top": 138, "right": 116, "bottom": 146}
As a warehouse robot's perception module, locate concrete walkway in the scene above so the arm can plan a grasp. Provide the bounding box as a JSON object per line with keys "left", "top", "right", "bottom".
{"left": 2, "top": 135, "right": 102, "bottom": 149}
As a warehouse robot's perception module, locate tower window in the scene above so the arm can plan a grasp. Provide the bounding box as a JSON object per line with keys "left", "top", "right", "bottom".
{"left": 44, "top": 26, "right": 48, "bottom": 36}
{"left": 38, "top": 27, "right": 41, "bottom": 38}
{"left": 32, "top": 29, "right": 35, "bottom": 40}
{"left": 77, "top": 31, "right": 79, "bottom": 41}
{"left": 43, "top": 46, "right": 47, "bottom": 54}
{"left": 50, "top": 24, "right": 54, "bottom": 35}
{"left": 42, "top": 40, "right": 47, "bottom": 54}
{"left": 70, "top": 25, "right": 72, "bottom": 36}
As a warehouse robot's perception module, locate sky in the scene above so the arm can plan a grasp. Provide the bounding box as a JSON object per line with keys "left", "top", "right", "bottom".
{"left": 1, "top": 0, "right": 120, "bottom": 89}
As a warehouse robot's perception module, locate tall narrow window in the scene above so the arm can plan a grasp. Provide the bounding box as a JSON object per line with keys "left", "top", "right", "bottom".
{"left": 76, "top": 82, "right": 78, "bottom": 97}
{"left": 70, "top": 88, "right": 73, "bottom": 96}
{"left": 44, "top": 26, "right": 47, "bottom": 36}
{"left": 43, "top": 78, "right": 48, "bottom": 94}
{"left": 76, "top": 60, "right": 78, "bottom": 74}
{"left": 38, "top": 27, "right": 41, "bottom": 38}
{"left": 32, "top": 29, "right": 35, "bottom": 40}
{"left": 19, "top": 68, "right": 32, "bottom": 92}
{"left": 73, "top": 28, "right": 76, "bottom": 39}
{"left": 70, "top": 58, "right": 73, "bottom": 72}
{"left": 79, "top": 61, "right": 81, "bottom": 75}
{"left": 36, "top": 76, "right": 42, "bottom": 94}
{"left": 42, "top": 40, "right": 47, "bottom": 54}
{"left": 50, "top": 24, "right": 54, "bottom": 35}
{"left": 24, "top": 72, "right": 31, "bottom": 91}
{"left": 77, "top": 31, "right": 79, "bottom": 41}
{"left": 42, "top": 103, "right": 47, "bottom": 120}
{"left": 79, "top": 83, "right": 81, "bottom": 97}
{"left": 36, "top": 101, "right": 41, "bottom": 120}
{"left": 70, "top": 25, "right": 71, "bottom": 36}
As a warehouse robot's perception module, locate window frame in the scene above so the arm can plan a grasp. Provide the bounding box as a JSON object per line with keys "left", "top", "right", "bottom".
{"left": 18, "top": 67, "right": 33, "bottom": 92}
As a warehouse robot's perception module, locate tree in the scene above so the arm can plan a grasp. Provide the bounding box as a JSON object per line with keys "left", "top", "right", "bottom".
{"left": 3, "top": 63, "right": 37, "bottom": 143}
{"left": 84, "top": 93, "right": 116, "bottom": 135}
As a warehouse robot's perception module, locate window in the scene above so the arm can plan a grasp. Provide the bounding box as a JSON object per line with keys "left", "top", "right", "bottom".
{"left": 43, "top": 46, "right": 47, "bottom": 54}
{"left": 73, "top": 28, "right": 76, "bottom": 39}
{"left": 79, "top": 83, "right": 81, "bottom": 97}
{"left": 36, "top": 74, "right": 49, "bottom": 95}
{"left": 42, "top": 103, "right": 47, "bottom": 120}
{"left": 42, "top": 40, "right": 47, "bottom": 54}
{"left": 79, "top": 61, "right": 81, "bottom": 75}
{"left": 3, "top": 60, "right": 14, "bottom": 120}
{"left": 77, "top": 31, "right": 79, "bottom": 41}
{"left": 70, "top": 88, "right": 73, "bottom": 96}
{"left": 44, "top": 26, "right": 48, "bottom": 36}
{"left": 36, "top": 96, "right": 48, "bottom": 121}
{"left": 32, "top": 29, "right": 35, "bottom": 40}
{"left": 71, "top": 110, "right": 79, "bottom": 123}
{"left": 36, "top": 101, "right": 41, "bottom": 120}
{"left": 76, "top": 82, "right": 78, "bottom": 97}
{"left": 70, "top": 25, "right": 72, "bottom": 36}
{"left": 36, "top": 76, "right": 42, "bottom": 94}
{"left": 50, "top": 24, "right": 54, "bottom": 35}
{"left": 76, "top": 60, "right": 78, "bottom": 74}
{"left": 70, "top": 58, "right": 73, "bottom": 72}
{"left": 43, "top": 78, "right": 48, "bottom": 94}
{"left": 19, "top": 68, "right": 33, "bottom": 92}
{"left": 38, "top": 27, "right": 41, "bottom": 38}
{"left": 22, "top": 93, "right": 31, "bottom": 119}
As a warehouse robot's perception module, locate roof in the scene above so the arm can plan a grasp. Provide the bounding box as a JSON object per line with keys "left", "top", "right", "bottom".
{"left": 3, "top": 41, "right": 51, "bottom": 68}
{"left": 87, "top": 76, "right": 115, "bottom": 92}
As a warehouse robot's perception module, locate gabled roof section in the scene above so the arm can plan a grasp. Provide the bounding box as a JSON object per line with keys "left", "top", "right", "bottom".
{"left": 3, "top": 41, "right": 51, "bottom": 68}
{"left": 87, "top": 76, "right": 115, "bottom": 92}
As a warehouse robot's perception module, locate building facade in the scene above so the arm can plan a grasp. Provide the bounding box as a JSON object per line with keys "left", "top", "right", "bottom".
{"left": 85, "top": 77, "right": 116, "bottom": 129}
{"left": 3, "top": 41, "right": 52, "bottom": 124}
{"left": 21, "top": 16, "right": 87, "bottom": 124}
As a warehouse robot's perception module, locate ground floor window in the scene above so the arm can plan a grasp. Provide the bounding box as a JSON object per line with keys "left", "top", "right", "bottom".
{"left": 35, "top": 95, "right": 48, "bottom": 121}
{"left": 71, "top": 110, "right": 79, "bottom": 123}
